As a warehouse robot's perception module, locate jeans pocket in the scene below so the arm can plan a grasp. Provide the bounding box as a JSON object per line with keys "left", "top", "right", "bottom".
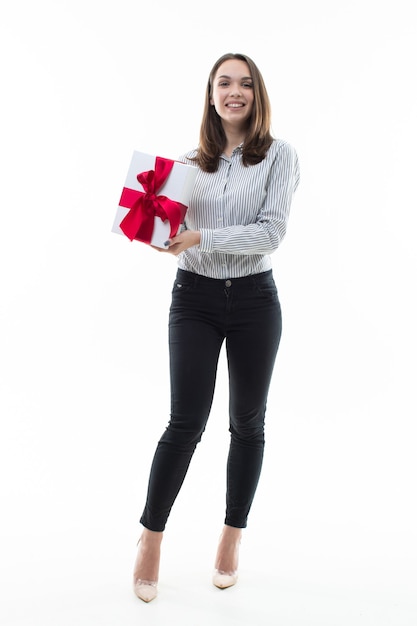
{"left": 172, "top": 279, "right": 194, "bottom": 295}
{"left": 255, "top": 275, "right": 279, "bottom": 303}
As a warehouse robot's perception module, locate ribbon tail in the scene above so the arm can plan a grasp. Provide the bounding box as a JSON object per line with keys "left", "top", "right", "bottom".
{"left": 153, "top": 197, "right": 187, "bottom": 239}
{"left": 168, "top": 203, "right": 187, "bottom": 238}
{"left": 119, "top": 198, "right": 154, "bottom": 242}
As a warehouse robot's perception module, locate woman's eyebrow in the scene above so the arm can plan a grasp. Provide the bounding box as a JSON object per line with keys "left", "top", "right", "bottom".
{"left": 217, "top": 74, "right": 252, "bottom": 80}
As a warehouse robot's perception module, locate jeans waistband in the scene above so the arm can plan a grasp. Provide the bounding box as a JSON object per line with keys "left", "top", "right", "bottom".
{"left": 175, "top": 268, "right": 273, "bottom": 287}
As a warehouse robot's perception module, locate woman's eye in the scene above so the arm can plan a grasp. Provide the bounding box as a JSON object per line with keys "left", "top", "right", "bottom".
{"left": 242, "top": 82, "right": 253, "bottom": 88}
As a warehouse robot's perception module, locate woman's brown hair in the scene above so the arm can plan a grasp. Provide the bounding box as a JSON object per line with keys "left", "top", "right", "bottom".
{"left": 193, "top": 53, "right": 274, "bottom": 172}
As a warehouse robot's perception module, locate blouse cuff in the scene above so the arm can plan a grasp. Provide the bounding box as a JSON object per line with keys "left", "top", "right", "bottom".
{"left": 199, "top": 229, "right": 214, "bottom": 253}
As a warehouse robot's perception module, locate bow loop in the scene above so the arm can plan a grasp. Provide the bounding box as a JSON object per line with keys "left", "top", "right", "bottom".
{"left": 137, "top": 169, "right": 155, "bottom": 191}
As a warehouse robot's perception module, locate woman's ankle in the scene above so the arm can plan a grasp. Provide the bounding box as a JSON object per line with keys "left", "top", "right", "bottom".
{"left": 134, "top": 530, "right": 163, "bottom": 582}
{"left": 140, "top": 528, "right": 164, "bottom": 545}
{"left": 220, "top": 525, "right": 242, "bottom": 544}
{"left": 215, "top": 526, "right": 242, "bottom": 573}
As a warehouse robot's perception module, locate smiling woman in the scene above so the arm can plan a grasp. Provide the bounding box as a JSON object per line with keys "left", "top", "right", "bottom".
{"left": 2, "top": 1, "right": 417, "bottom": 622}
{"left": 131, "top": 52, "right": 300, "bottom": 603}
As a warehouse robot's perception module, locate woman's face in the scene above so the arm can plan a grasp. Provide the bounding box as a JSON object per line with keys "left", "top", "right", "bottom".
{"left": 210, "top": 59, "right": 254, "bottom": 130}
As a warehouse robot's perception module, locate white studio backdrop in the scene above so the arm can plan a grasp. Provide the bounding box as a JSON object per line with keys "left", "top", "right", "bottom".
{"left": 0, "top": 1, "right": 416, "bottom": 625}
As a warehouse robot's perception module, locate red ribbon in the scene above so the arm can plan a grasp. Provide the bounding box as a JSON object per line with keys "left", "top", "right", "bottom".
{"left": 119, "top": 156, "right": 186, "bottom": 243}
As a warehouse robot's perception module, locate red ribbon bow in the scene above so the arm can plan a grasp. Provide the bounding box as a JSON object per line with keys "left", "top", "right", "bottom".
{"left": 119, "top": 156, "right": 186, "bottom": 243}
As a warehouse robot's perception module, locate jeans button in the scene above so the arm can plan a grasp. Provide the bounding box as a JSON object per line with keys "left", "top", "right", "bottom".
{"left": 225, "top": 279, "right": 232, "bottom": 287}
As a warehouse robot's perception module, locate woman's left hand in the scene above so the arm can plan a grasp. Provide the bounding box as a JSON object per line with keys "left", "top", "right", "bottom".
{"left": 162, "top": 230, "right": 201, "bottom": 256}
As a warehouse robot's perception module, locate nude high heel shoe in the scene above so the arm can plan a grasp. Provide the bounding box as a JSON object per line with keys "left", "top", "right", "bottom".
{"left": 212, "top": 528, "right": 241, "bottom": 589}
{"left": 133, "top": 535, "right": 161, "bottom": 603}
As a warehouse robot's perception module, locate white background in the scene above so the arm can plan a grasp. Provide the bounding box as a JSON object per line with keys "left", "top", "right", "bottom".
{"left": 1, "top": 1, "right": 416, "bottom": 624}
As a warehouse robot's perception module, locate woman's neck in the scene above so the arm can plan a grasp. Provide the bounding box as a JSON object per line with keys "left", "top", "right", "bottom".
{"left": 224, "top": 132, "right": 245, "bottom": 157}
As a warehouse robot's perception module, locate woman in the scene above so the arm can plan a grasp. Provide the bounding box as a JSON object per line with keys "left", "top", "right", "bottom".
{"left": 133, "top": 52, "right": 300, "bottom": 602}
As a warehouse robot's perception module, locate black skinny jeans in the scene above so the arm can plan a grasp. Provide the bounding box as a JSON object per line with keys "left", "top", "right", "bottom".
{"left": 140, "top": 268, "right": 282, "bottom": 531}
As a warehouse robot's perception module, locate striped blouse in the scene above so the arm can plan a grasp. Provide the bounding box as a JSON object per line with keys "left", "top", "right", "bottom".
{"left": 177, "top": 138, "right": 300, "bottom": 279}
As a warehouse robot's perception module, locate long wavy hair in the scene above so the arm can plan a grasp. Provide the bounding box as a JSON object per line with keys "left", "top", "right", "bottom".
{"left": 192, "top": 53, "right": 274, "bottom": 172}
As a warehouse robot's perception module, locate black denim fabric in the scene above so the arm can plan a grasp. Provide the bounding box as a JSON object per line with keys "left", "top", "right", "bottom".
{"left": 140, "top": 268, "right": 282, "bottom": 531}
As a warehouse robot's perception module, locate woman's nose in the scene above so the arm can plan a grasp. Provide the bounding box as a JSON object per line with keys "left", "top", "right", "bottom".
{"left": 229, "top": 86, "right": 241, "bottom": 97}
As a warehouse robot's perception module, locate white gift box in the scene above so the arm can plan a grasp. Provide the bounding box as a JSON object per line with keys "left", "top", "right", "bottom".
{"left": 112, "top": 150, "right": 197, "bottom": 249}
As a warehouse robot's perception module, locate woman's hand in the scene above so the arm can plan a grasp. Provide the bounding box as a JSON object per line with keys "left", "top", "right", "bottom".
{"left": 162, "top": 230, "right": 201, "bottom": 256}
